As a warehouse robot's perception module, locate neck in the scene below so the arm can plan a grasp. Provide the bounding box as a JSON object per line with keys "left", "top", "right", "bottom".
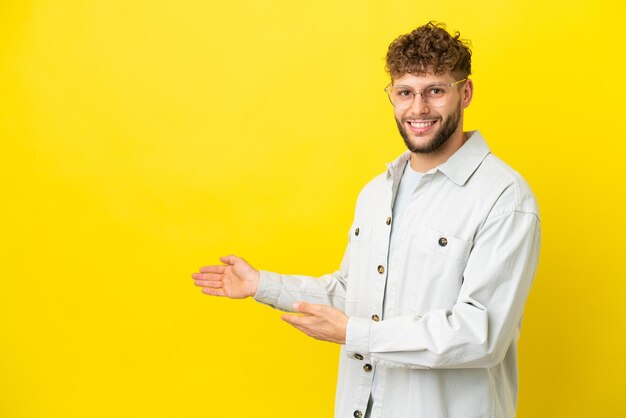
{"left": 408, "top": 126, "right": 467, "bottom": 173}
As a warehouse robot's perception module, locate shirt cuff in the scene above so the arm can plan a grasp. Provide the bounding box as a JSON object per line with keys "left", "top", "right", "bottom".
{"left": 253, "top": 270, "right": 283, "bottom": 307}
{"left": 345, "top": 316, "right": 372, "bottom": 355}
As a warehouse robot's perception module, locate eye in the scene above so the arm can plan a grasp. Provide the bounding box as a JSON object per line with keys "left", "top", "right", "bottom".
{"left": 427, "top": 86, "right": 447, "bottom": 96}
{"left": 396, "top": 88, "right": 413, "bottom": 98}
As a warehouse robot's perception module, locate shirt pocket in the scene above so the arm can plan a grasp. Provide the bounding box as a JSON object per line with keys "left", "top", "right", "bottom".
{"left": 346, "top": 222, "right": 373, "bottom": 309}
{"left": 406, "top": 225, "right": 473, "bottom": 313}
{"left": 417, "top": 225, "right": 472, "bottom": 262}
{"left": 348, "top": 222, "right": 372, "bottom": 243}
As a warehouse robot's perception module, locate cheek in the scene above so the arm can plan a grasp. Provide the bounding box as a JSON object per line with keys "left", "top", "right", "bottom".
{"left": 438, "top": 106, "right": 455, "bottom": 120}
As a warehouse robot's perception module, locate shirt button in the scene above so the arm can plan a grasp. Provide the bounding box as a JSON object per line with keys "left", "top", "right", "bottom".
{"left": 377, "top": 265, "right": 385, "bottom": 274}
{"left": 353, "top": 410, "right": 363, "bottom": 418}
{"left": 386, "top": 216, "right": 392, "bottom": 225}
{"left": 438, "top": 237, "right": 448, "bottom": 247}
{"left": 355, "top": 228, "right": 360, "bottom": 236}
{"left": 371, "top": 314, "right": 380, "bottom": 322}
{"left": 354, "top": 353, "right": 364, "bottom": 360}
{"left": 363, "top": 364, "right": 373, "bottom": 372}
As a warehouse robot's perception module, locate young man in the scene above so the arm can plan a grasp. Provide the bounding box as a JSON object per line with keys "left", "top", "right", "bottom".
{"left": 192, "top": 22, "right": 541, "bottom": 418}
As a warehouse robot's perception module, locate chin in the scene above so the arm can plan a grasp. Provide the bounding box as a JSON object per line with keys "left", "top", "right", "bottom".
{"left": 402, "top": 129, "right": 451, "bottom": 154}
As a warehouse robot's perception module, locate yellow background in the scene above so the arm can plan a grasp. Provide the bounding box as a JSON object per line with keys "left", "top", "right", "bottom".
{"left": 1, "top": 0, "right": 624, "bottom": 417}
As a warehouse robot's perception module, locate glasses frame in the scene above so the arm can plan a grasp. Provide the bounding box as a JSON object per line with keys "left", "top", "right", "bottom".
{"left": 384, "top": 78, "right": 468, "bottom": 109}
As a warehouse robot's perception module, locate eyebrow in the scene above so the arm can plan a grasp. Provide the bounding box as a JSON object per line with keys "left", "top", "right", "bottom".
{"left": 393, "top": 82, "right": 449, "bottom": 89}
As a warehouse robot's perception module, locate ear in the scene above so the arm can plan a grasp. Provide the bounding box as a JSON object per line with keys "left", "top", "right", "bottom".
{"left": 461, "top": 78, "right": 474, "bottom": 109}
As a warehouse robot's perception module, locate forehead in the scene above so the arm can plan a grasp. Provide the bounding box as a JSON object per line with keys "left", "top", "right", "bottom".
{"left": 392, "top": 72, "right": 454, "bottom": 86}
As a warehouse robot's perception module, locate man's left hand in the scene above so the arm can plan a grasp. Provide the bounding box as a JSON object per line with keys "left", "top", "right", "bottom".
{"left": 281, "top": 302, "right": 348, "bottom": 344}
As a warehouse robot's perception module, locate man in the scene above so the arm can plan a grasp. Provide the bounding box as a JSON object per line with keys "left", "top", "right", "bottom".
{"left": 192, "top": 22, "right": 541, "bottom": 418}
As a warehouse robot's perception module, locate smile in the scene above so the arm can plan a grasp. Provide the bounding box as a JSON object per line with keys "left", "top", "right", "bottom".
{"left": 409, "top": 120, "right": 437, "bottom": 128}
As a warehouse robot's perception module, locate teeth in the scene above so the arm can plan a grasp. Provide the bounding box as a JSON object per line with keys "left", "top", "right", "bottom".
{"left": 409, "top": 121, "right": 436, "bottom": 128}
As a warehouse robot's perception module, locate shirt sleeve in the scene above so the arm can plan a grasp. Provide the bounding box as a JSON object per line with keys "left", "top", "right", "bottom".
{"left": 253, "top": 243, "right": 350, "bottom": 313}
{"left": 345, "top": 209, "right": 541, "bottom": 369}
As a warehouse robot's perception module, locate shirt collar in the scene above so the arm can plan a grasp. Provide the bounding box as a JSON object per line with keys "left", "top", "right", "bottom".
{"left": 385, "top": 150, "right": 412, "bottom": 182}
{"left": 386, "top": 130, "right": 491, "bottom": 186}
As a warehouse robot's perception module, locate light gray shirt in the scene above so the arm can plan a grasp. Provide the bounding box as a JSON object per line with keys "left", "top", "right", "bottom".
{"left": 254, "top": 131, "right": 541, "bottom": 418}
{"left": 388, "top": 161, "right": 423, "bottom": 270}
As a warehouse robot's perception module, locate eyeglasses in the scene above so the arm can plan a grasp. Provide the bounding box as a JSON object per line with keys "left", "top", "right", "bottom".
{"left": 384, "top": 79, "right": 467, "bottom": 109}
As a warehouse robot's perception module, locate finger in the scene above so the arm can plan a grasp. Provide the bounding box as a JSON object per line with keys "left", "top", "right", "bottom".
{"left": 281, "top": 313, "right": 300, "bottom": 325}
{"left": 293, "top": 302, "right": 321, "bottom": 315}
{"left": 281, "top": 317, "right": 321, "bottom": 340}
{"left": 199, "top": 265, "right": 227, "bottom": 274}
{"left": 287, "top": 322, "right": 309, "bottom": 335}
{"left": 192, "top": 272, "right": 222, "bottom": 280}
{"left": 194, "top": 280, "right": 222, "bottom": 288}
{"left": 199, "top": 273, "right": 222, "bottom": 280}
{"left": 282, "top": 314, "right": 307, "bottom": 329}
{"left": 281, "top": 313, "right": 312, "bottom": 326}
{"left": 201, "top": 287, "right": 226, "bottom": 297}
{"left": 219, "top": 255, "right": 239, "bottom": 265}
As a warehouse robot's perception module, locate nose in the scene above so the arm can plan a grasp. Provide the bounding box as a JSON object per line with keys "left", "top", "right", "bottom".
{"left": 408, "top": 92, "right": 429, "bottom": 114}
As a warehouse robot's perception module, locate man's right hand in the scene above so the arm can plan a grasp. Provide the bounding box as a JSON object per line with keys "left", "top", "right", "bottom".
{"left": 191, "top": 255, "right": 260, "bottom": 299}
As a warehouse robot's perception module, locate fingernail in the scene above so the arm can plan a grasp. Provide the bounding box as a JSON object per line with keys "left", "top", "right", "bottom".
{"left": 293, "top": 302, "right": 300, "bottom": 310}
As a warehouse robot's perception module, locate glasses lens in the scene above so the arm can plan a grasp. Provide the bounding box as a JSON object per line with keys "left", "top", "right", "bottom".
{"left": 388, "top": 87, "right": 414, "bottom": 109}
{"left": 423, "top": 85, "right": 450, "bottom": 107}
{"left": 387, "top": 84, "right": 453, "bottom": 108}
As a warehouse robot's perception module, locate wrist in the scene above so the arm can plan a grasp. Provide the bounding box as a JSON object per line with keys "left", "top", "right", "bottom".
{"left": 249, "top": 269, "right": 260, "bottom": 297}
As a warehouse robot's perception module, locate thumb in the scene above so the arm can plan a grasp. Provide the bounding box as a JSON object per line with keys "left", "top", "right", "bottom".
{"left": 293, "top": 301, "right": 315, "bottom": 314}
{"left": 219, "top": 255, "right": 239, "bottom": 265}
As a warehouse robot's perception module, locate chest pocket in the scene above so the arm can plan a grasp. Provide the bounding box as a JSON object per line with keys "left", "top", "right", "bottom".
{"left": 417, "top": 225, "right": 472, "bottom": 262}
{"left": 349, "top": 223, "right": 372, "bottom": 243}
{"left": 404, "top": 225, "right": 474, "bottom": 314}
{"left": 346, "top": 222, "right": 374, "bottom": 309}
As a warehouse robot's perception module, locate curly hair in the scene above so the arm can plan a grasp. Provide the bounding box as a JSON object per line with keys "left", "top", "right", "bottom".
{"left": 386, "top": 22, "right": 472, "bottom": 80}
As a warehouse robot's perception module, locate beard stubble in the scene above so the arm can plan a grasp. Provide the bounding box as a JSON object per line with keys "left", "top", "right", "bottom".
{"left": 396, "top": 101, "right": 462, "bottom": 154}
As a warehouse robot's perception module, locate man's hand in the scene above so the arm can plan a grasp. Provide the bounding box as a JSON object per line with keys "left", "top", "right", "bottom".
{"left": 192, "top": 255, "right": 260, "bottom": 299}
{"left": 281, "top": 302, "right": 348, "bottom": 344}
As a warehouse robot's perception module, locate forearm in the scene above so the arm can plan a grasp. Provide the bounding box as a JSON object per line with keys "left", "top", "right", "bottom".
{"left": 346, "top": 302, "right": 506, "bottom": 369}
{"left": 254, "top": 269, "right": 348, "bottom": 312}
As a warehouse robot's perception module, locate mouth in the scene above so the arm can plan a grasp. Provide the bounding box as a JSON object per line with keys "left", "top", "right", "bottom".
{"left": 405, "top": 119, "right": 438, "bottom": 134}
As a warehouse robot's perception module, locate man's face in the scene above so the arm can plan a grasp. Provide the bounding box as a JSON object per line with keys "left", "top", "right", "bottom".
{"left": 392, "top": 72, "right": 469, "bottom": 154}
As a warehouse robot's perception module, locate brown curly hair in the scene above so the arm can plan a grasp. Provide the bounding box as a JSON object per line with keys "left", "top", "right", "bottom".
{"left": 386, "top": 22, "right": 472, "bottom": 80}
